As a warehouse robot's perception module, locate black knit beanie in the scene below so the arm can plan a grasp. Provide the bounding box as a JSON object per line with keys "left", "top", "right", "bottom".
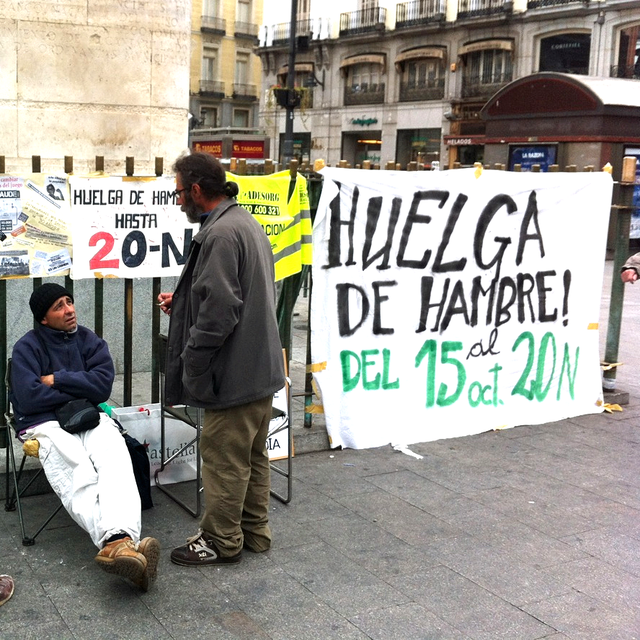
{"left": 29, "top": 283, "right": 74, "bottom": 323}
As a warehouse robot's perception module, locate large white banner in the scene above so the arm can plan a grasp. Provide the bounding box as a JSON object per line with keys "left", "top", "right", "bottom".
{"left": 311, "top": 168, "right": 613, "bottom": 449}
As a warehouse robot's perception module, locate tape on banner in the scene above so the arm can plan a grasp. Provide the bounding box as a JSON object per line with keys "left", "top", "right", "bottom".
{"left": 307, "top": 361, "right": 327, "bottom": 373}
{"left": 305, "top": 404, "right": 325, "bottom": 414}
{"left": 588, "top": 323, "right": 599, "bottom": 330}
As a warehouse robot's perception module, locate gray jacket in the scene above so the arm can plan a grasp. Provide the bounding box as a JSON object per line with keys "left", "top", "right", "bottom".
{"left": 164, "top": 198, "right": 285, "bottom": 409}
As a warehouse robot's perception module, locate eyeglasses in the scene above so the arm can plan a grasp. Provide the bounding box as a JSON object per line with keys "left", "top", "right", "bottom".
{"left": 171, "top": 187, "right": 189, "bottom": 199}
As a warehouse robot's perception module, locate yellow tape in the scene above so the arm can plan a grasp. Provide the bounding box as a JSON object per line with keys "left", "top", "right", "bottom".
{"left": 603, "top": 403, "right": 623, "bottom": 413}
{"left": 305, "top": 404, "right": 325, "bottom": 414}
{"left": 587, "top": 323, "right": 599, "bottom": 330}
{"left": 307, "top": 362, "right": 327, "bottom": 373}
{"left": 600, "top": 362, "right": 623, "bottom": 371}
{"left": 474, "top": 163, "right": 483, "bottom": 179}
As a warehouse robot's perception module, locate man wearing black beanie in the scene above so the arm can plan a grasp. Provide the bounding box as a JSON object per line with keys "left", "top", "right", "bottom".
{"left": 10, "top": 282, "right": 160, "bottom": 591}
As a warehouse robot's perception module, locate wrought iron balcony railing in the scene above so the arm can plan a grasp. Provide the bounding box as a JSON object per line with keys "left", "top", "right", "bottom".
{"left": 201, "top": 15, "right": 226, "bottom": 33}
{"left": 457, "top": 0, "right": 512, "bottom": 19}
{"left": 339, "top": 7, "right": 387, "bottom": 37}
{"left": 527, "top": 0, "right": 582, "bottom": 8}
{"left": 232, "top": 83, "right": 258, "bottom": 99}
{"left": 396, "top": 0, "right": 446, "bottom": 28}
{"left": 461, "top": 73, "right": 511, "bottom": 98}
{"left": 271, "top": 19, "right": 313, "bottom": 46}
{"left": 199, "top": 80, "right": 225, "bottom": 96}
{"left": 344, "top": 82, "right": 386, "bottom": 105}
{"left": 234, "top": 22, "right": 259, "bottom": 38}
{"left": 399, "top": 78, "right": 445, "bottom": 102}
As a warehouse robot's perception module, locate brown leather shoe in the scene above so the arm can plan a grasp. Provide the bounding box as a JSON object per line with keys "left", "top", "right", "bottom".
{"left": 133, "top": 537, "right": 160, "bottom": 592}
{"left": 95, "top": 537, "right": 147, "bottom": 582}
{"left": 0, "top": 575, "right": 14, "bottom": 606}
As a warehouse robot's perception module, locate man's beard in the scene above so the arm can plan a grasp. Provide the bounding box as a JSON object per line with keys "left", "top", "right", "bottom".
{"left": 182, "top": 195, "right": 202, "bottom": 224}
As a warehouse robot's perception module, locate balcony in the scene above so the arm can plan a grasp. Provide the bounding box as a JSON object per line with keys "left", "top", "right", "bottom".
{"left": 396, "top": 0, "right": 446, "bottom": 29}
{"left": 271, "top": 19, "right": 313, "bottom": 47}
{"left": 201, "top": 15, "right": 226, "bottom": 34}
{"left": 233, "top": 83, "right": 258, "bottom": 100}
{"left": 461, "top": 73, "right": 511, "bottom": 98}
{"left": 399, "top": 78, "right": 445, "bottom": 102}
{"left": 199, "top": 80, "right": 225, "bottom": 98}
{"left": 610, "top": 64, "right": 640, "bottom": 80}
{"left": 527, "top": 0, "right": 582, "bottom": 7}
{"left": 339, "top": 7, "right": 387, "bottom": 37}
{"left": 344, "top": 82, "right": 385, "bottom": 105}
{"left": 457, "top": 0, "right": 512, "bottom": 19}
{"left": 234, "top": 22, "right": 259, "bottom": 40}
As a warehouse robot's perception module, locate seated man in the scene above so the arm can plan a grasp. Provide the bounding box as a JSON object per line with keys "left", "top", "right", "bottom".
{"left": 10, "top": 283, "right": 159, "bottom": 591}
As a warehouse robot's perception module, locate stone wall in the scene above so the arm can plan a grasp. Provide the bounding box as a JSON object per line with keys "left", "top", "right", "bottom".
{"left": 0, "top": 0, "right": 191, "bottom": 175}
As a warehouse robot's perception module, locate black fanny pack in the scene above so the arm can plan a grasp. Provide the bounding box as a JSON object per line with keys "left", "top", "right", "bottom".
{"left": 55, "top": 398, "right": 101, "bottom": 434}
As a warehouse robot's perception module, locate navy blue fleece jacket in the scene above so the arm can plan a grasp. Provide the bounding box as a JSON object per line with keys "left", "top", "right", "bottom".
{"left": 10, "top": 324, "right": 115, "bottom": 433}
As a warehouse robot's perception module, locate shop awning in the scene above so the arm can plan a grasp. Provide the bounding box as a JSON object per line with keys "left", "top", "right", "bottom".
{"left": 458, "top": 39, "right": 514, "bottom": 56}
{"left": 340, "top": 54, "right": 386, "bottom": 76}
{"left": 276, "top": 62, "right": 315, "bottom": 77}
{"left": 395, "top": 47, "right": 446, "bottom": 72}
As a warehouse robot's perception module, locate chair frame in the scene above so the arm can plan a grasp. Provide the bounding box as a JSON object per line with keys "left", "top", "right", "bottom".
{"left": 4, "top": 358, "right": 64, "bottom": 546}
{"left": 155, "top": 339, "right": 293, "bottom": 516}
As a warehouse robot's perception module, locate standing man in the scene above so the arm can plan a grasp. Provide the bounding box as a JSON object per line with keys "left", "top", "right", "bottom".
{"left": 159, "top": 152, "right": 284, "bottom": 566}
{"left": 11, "top": 283, "right": 160, "bottom": 590}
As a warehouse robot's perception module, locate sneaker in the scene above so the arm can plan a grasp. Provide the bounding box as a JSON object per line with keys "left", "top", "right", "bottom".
{"left": 133, "top": 537, "right": 160, "bottom": 592}
{"left": 170, "top": 530, "right": 241, "bottom": 567}
{"left": 95, "top": 537, "right": 147, "bottom": 582}
{"left": 0, "top": 575, "right": 14, "bottom": 606}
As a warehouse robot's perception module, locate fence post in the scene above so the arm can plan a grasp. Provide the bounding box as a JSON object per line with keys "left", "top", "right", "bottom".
{"left": 603, "top": 156, "right": 637, "bottom": 393}
{"left": 0, "top": 157, "right": 5, "bottom": 427}
{"left": 64, "top": 156, "right": 74, "bottom": 296}
{"left": 123, "top": 157, "right": 135, "bottom": 406}
{"left": 151, "top": 157, "right": 163, "bottom": 403}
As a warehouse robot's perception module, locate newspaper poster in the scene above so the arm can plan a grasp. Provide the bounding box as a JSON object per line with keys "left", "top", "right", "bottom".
{"left": 70, "top": 176, "right": 198, "bottom": 279}
{"left": 0, "top": 174, "right": 72, "bottom": 278}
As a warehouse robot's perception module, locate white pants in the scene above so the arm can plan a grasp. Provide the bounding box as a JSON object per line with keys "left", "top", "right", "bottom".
{"left": 24, "top": 413, "right": 142, "bottom": 549}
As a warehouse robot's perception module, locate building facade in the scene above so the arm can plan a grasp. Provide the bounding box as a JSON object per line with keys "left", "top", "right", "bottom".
{"left": 257, "top": 0, "right": 639, "bottom": 169}
{"left": 189, "top": 0, "right": 266, "bottom": 154}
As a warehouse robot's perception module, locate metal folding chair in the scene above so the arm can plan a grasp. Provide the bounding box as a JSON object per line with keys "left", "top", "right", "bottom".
{"left": 155, "top": 338, "right": 293, "bottom": 517}
{"left": 3, "top": 358, "right": 64, "bottom": 546}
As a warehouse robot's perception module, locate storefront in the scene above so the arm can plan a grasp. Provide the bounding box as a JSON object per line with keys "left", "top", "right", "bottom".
{"left": 480, "top": 72, "right": 640, "bottom": 247}
{"left": 191, "top": 132, "right": 270, "bottom": 163}
{"left": 396, "top": 128, "right": 441, "bottom": 168}
{"left": 341, "top": 130, "right": 382, "bottom": 167}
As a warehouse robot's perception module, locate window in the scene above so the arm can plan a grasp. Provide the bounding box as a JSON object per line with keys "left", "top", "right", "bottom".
{"left": 400, "top": 58, "right": 445, "bottom": 101}
{"left": 350, "top": 63, "right": 381, "bottom": 92}
{"left": 614, "top": 25, "right": 640, "bottom": 79}
{"left": 235, "top": 51, "right": 250, "bottom": 84}
{"left": 233, "top": 109, "right": 250, "bottom": 128}
{"left": 202, "top": 46, "right": 218, "bottom": 81}
{"left": 200, "top": 107, "right": 218, "bottom": 127}
{"left": 539, "top": 34, "right": 591, "bottom": 75}
{"left": 237, "top": 0, "right": 252, "bottom": 24}
{"left": 203, "top": 0, "right": 219, "bottom": 17}
{"left": 462, "top": 48, "right": 512, "bottom": 97}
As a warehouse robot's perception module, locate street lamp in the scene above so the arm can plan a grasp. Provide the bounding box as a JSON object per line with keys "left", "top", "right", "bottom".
{"left": 281, "top": 0, "right": 298, "bottom": 168}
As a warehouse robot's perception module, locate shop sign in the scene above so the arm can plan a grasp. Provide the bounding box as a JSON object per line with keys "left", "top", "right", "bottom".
{"left": 192, "top": 140, "right": 222, "bottom": 157}
{"left": 351, "top": 117, "right": 378, "bottom": 127}
{"left": 232, "top": 140, "right": 265, "bottom": 159}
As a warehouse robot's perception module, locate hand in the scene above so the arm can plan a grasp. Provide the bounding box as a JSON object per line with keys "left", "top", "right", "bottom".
{"left": 621, "top": 269, "right": 638, "bottom": 284}
{"left": 40, "top": 374, "right": 54, "bottom": 387}
{"left": 158, "top": 292, "right": 173, "bottom": 315}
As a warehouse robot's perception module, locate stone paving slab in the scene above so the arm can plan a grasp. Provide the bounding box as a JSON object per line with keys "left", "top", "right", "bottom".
{"left": 2, "top": 403, "right": 640, "bottom": 639}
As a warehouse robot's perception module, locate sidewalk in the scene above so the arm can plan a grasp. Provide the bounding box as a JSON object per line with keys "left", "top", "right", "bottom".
{"left": 1, "top": 262, "right": 639, "bottom": 639}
